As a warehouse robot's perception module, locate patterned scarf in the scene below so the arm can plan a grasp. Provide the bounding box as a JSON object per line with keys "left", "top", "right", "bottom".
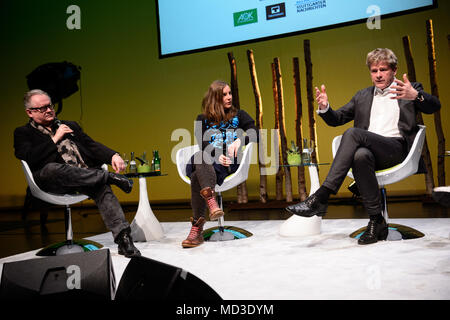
{"left": 30, "top": 120, "right": 88, "bottom": 168}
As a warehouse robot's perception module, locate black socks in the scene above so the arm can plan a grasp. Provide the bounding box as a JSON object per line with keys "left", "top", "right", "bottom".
{"left": 314, "top": 186, "right": 333, "bottom": 204}
{"left": 370, "top": 213, "right": 385, "bottom": 223}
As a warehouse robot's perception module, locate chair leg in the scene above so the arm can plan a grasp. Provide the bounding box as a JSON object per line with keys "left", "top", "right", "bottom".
{"left": 21, "top": 187, "right": 33, "bottom": 221}
{"left": 380, "top": 187, "right": 389, "bottom": 223}
{"left": 380, "top": 187, "right": 405, "bottom": 241}
{"left": 65, "top": 205, "right": 74, "bottom": 244}
{"left": 36, "top": 205, "right": 103, "bottom": 256}
{"left": 217, "top": 193, "right": 225, "bottom": 233}
{"left": 208, "top": 192, "right": 235, "bottom": 241}
{"left": 52, "top": 205, "right": 85, "bottom": 255}
{"left": 349, "top": 187, "right": 424, "bottom": 241}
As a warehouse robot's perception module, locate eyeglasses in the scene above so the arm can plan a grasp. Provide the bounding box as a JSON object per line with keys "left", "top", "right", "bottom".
{"left": 28, "top": 104, "right": 54, "bottom": 113}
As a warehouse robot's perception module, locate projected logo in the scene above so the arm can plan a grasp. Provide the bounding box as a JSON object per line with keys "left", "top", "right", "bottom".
{"left": 233, "top": 8, "right": 258, "bottom": 27}
{"left": 296, "top": 0, "right": 326, "bottom": 13}
{"left": 266, "top": 3, "right": 286, "bottom": 20}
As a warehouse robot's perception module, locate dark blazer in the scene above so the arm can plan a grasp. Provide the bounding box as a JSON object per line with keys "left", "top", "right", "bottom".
{"left": 14, "top": 120, "right": 116, "bottom": 177}
{"left": 319, "top": 82, "right": 441, "bottom": 152}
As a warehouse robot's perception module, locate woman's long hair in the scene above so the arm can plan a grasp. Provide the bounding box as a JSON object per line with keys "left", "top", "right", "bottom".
{"left": 202, "top": 80, "right": 237, "bottom": 124}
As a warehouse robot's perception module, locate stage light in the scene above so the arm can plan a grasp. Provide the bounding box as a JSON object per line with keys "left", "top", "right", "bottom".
{"left": 26, "top": 61, "right": 81, "bottom": 115}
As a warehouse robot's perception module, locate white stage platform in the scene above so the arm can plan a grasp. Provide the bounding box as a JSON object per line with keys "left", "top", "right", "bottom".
{"left": 1, "top": 218, "right": 449, "bottom": 300}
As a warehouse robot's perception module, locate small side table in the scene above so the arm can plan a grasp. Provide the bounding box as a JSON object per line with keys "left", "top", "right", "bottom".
{"left": 125, "top": 172, "right": 167, "bottom": 242}
{"left": 278, "top": 163, "right": 330, "bottom": 237}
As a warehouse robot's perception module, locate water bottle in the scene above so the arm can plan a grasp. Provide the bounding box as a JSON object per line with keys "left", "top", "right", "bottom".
{"left": 129, "top": 152, "right": 137, "bottom": 173}
{"left": 302, "top": 148, "right": 311, "bottom": 165}
{"left": 153, "top": 150, "right": 161, "bottom": 174}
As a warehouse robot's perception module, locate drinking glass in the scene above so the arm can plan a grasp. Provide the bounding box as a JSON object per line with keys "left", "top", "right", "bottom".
{"left": 122, "top": 153, "right": 129, "bottom": 172}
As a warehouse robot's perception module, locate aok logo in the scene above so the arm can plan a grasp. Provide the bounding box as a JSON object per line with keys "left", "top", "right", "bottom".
{"left": 233, "top": 8, "right": 258, "bottom": 26}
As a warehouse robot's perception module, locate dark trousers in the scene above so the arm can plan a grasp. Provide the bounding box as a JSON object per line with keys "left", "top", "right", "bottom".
{"left": 189, "top": 152, "right": 217, "bottom": 220}
{"left": 37, "top": 163, "right": 130, "bottom": 239}
{"left": 322, "top": 128, "right": 407, "bottom": 215}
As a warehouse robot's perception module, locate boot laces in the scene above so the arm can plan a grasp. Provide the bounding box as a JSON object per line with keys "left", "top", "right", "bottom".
{"left": 188, "top": 226, "right": 201, "bottom": 240}
{"left": 366, "top": 220, "right": 377, "bottom": 235}
{"left": 206, "top": 197, "right": 218, "bottom": 210}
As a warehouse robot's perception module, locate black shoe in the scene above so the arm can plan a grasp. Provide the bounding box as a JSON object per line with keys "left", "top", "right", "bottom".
{"left": 115, "top": 227, "right": 141, "bottom": 258}
{"left": 358, "top": 217, "right": 388, "bottom": 245}
{"left": 285, "top": 194, "right": 328, "bottom": 217}
{"left": 108, "top": 172, "right": 133, "bottom": 193}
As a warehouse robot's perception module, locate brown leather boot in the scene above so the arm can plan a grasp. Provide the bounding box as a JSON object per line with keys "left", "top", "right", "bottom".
{"left": 182, "top": 217, "right": 206, "bottom": 248}
{"left": 200, "top": 187, "right": 224, "bottom": 221}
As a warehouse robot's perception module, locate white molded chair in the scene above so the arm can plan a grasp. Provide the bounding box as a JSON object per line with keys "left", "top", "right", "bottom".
{"left": 21, "top": 160, "right": 104, "bottom": 255}
{"left": 332, "top": 125, "right": 426, "bottom": 240}
{"left": 432, "top": 186, "right": 450, "bottom": 207}
{"left": 176, "top": 143, "right": 255, "bottom": 241}
{"left": 278, "top": 164, "right": 322, "bottom": 237}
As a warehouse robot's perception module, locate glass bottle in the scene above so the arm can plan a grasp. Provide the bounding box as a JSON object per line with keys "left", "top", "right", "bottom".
{"left": 129, "top": 151, "right": 137, "bottom": 174}
{"left": 153, "top": 150, "right": 161, "bottom": 174}
{"left": 151, "top": 151, "right": 155, "bottom": 171}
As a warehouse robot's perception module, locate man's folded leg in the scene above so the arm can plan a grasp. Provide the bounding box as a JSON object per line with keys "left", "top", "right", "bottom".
{"left": 285, "top": 128, "right": 406, "bottom": 220}
{"left": 37, "top": 163, "right": 140, "bottom": 257}
{"left": 37, "top": 163, "right": 133, "bottom": 194}
{"left": 84, "top": 184, "right": 141, "bottom": 258}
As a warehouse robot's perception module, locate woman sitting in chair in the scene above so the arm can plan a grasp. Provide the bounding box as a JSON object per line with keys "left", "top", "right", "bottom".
{"left": 182, "top": 80, "right": 257, "bottom": 248}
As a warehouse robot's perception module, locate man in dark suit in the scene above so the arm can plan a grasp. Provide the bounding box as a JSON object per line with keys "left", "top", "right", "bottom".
{"left": 286, "top": 48, "right": 441, "bottom": 244}
{"left": 14, "top": 89, "right": 141, "bottom": 257}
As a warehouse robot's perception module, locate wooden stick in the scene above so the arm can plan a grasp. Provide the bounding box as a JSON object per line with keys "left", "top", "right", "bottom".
{"left": 272, "top": 62, "right": 284, "bottom": 200}
{"left": 274, "top": 57, "right": 293, "bottom": 202}
{"left": 426, "top": 20, "right": 446, "bottom": 187}
{"left": 303, "top": 39, "right": 319, "bottom": 166}
{"left": 227, "top": 52, "right": 247, "bottom": 203}
{"left": 402, "top": 35, "right": 435, "bottom": 195}
{"left": 228, "top": 52, "right": 240, "bottom": 110}
{"left": 293, "top": 57, "right": 307, "bottom": 201}
{"left": 247, "top": 50, "right": 268, "bottom": 203}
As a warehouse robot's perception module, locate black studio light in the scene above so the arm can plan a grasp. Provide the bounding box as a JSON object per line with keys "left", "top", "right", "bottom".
{"left": 26, "top": 61, "right": 81, "bottom": 115}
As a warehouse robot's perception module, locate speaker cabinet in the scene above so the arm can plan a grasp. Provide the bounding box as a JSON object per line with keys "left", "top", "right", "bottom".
{"left": 0, "top": 249, "right": 115, "bottom": 300}
{"left": 115, "top": 256, "right": 222, "bottom": 300}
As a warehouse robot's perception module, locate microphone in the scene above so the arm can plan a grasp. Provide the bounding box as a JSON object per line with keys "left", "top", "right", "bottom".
{"left": 54, "top": 118, "right": 62, "bottom": 127}
{"left": 54, "top": 118, "right": 75, "bottom": 137}
{"left": 223, "top": 142, "right": 231, "bottom": 174}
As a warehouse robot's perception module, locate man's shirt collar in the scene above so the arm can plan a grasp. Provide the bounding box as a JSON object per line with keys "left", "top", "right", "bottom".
{"left": 374, "top": 79, "right": 397, "bottom": 96}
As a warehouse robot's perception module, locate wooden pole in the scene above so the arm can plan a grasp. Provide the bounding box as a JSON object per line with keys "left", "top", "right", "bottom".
{"left": 304, "top": 40, "right": 319, "bottom": 165}
{"left": 227, "top": 52, "right": 248, "bottom": 203}
{"left": 247, "top": 50, "right": 268, "bottom": 203}
{"left": 274, "top": 57, "right": 293, "bottom": 202}
{"left": 426, "top": 20, "right": 446, "bottom": 186}
{"left": 271, "top": 62, "right": 284, "bottom": 200}
{"left": 402, "top": 35, "right": 435, "bottom": 195}
{"left": 293, "top": 57, "right": 308, "bottom": 201}
{"left": 228, "top": 52, "right": 240, "bottom": 110}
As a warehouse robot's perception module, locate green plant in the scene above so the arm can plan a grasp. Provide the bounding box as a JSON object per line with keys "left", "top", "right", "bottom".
{"left": 287, "top": 141, "right": 300, "bottom": 155}
{"left": 287, "top": 141, "right": 301, "bottom": 165}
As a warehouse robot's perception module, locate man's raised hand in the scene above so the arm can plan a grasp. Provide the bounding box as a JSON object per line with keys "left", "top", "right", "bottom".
{"left": 390, "top": 73, "right": 418, "bottom": 100}
{"left": 315, "top": 84, "right": 328, "bottom": 110}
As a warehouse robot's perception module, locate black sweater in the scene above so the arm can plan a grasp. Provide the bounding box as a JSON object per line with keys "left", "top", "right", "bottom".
{"left": 194, "top": 109, "right": 258, "bottom": 157}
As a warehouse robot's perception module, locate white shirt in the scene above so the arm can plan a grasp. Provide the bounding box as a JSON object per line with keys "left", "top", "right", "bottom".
{"left": 316, "top": 81, "right": 402, "bottom": 138}
{"left": 367, "top": 81, "right": 402, "bottom": 138}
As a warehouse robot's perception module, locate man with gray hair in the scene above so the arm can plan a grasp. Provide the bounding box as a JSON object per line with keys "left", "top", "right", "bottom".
{"left": 286, "top": 48, "right": 441, "bottom": 245}
{"left": 14, "top": 89, "right": 141, "bottom": 257}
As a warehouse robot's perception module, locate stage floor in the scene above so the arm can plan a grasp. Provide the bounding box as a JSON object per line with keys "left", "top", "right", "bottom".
{"left": 1, "top": 217, "right": 449, "bottom": 300}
